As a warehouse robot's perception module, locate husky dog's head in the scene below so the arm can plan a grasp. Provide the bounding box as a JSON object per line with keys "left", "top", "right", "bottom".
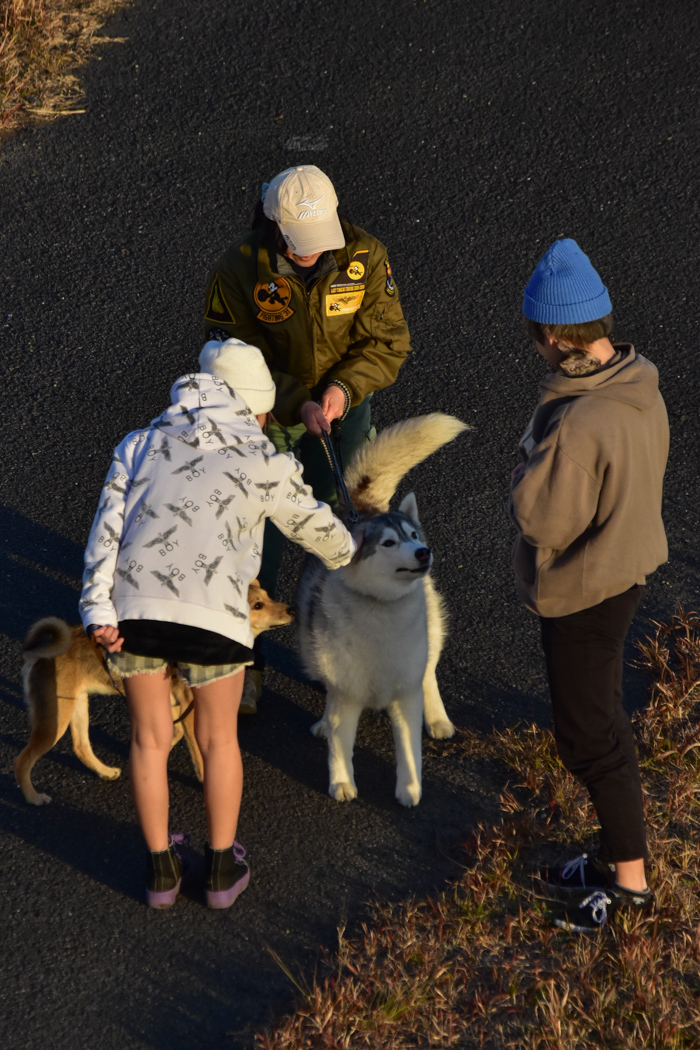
{"left": 342, "top": 493, "right": 432, "bottom": 601}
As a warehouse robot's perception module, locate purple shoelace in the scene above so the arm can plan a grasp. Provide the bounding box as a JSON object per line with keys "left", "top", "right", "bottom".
{"left": 169, "top": 832, "right": 190, "bottom": 863}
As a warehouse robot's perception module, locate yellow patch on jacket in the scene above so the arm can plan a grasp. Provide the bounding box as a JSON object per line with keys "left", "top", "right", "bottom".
{"left": 326, "top": 290, "right": 365, "bottom": 316}
{"left": 205, "top": 274, "right": 236, "bottom": 324}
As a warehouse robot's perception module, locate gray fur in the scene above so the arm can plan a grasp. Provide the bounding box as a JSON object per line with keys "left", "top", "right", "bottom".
{"left": 355, "top": 511, "right": 425, "bottom": 562}
{"left": 297, "top": 498, "right": 452, "bottom": 808}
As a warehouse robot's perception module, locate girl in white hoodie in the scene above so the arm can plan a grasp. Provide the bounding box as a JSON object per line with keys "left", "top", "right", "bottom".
{"left": 80, "top": 339, "right": 356, "bottom": 908}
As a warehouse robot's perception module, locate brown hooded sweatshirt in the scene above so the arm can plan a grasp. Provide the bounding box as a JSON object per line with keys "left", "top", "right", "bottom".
{"left": 510, "top": 345, "right": 669, "bottom": 618}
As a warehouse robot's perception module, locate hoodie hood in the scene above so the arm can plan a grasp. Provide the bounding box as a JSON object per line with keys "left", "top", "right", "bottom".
{"left": 150, "top": 372, "right": 262, "bottom": 448}
{"left": 540, "top": 345, "right": 660, "bottom": 412}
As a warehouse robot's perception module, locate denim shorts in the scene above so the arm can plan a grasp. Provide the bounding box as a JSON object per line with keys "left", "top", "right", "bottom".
{"left": 105, "top": 649, "right": 250, "bottom": 689}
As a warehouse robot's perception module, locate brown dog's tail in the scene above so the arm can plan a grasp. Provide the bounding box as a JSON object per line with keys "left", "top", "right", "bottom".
{"left": 23, "top": 617, "right": 74, "bottom": 661}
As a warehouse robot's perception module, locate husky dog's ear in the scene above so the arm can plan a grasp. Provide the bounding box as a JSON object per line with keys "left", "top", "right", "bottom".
{"left": 398, "top": 492, "right": 420, "bottom": 525}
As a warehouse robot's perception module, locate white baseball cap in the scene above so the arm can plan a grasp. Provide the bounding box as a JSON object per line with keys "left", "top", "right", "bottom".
{"left": 262, "top": 165, "right": 345, "bottom": 256}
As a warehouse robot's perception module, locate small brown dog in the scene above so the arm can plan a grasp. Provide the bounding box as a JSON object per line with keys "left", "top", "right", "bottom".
{"left": 14, "top": 581, "right": 294, "bottom": 805}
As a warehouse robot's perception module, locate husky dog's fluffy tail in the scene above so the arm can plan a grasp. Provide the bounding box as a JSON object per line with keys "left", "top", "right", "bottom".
{"left": 23, "top": 617, "right": 73, "bottom": 663}
{"left": 345, "top": 412, "right": 469, "bottom": 514}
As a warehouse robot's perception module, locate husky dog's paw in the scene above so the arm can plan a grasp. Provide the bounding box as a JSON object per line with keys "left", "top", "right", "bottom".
{"left": 26, "top": 790, "right": 52, "bottom": 806}
{"left": 425, "top": 717, "right": 455, "bottom": 740}
{"left": 330, "top": 781, "right": 358, "bottom": 802}
{"left": 98, "top": 766, "right": 122, "bottom": 781}
{"left": 310, "top": 719, "right": 329, "bottom": 739}
{"left": 396, "top": 781, "right": 422, "bottom": 807}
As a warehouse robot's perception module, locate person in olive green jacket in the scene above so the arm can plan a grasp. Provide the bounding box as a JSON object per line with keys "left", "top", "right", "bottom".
{"left": 204, "top": 165, "right": 412, "bottom": 710}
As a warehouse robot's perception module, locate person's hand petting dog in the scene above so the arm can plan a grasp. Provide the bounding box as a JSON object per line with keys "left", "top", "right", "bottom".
{"left": 350, "top": 525, "right": 364, "bottom": 561}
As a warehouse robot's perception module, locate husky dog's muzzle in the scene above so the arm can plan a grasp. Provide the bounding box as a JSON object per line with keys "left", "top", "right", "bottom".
{"left": 397, "top": 546, "right": 432, "bottom": 574}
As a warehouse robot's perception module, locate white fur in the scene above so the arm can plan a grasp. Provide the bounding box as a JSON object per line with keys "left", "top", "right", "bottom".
{"left": 305, "top": 556, "right": 428, "bottom": 806}
{"left": 299, "top": 413, "right": 467, "bottom": 806}
{"left": 344, "top": 413, "right": 469, "bottom": 514}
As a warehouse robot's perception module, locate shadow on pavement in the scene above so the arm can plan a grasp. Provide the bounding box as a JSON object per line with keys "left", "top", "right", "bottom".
{"left": 0, "top": 504, "right": 84, "bottom": 639}
{"left": 0, "top": 777, "right": 144, "bottom": 901}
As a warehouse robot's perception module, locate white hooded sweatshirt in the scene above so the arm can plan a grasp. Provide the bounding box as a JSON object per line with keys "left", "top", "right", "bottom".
{"left": 79, "top": 373, "right": 355, "bottom": 647}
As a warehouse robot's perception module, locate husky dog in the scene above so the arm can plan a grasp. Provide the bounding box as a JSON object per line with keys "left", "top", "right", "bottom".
{"left": 298, "top": 413, "right": 468, "bottom": 807}
{"left": 14, "top": 581, "right": 294, "bottom": 805}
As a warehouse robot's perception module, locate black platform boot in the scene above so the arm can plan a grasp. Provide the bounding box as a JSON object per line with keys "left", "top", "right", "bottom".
{"left": 146, "top": 834, "right": 188, "bottom": 909}
{"left": 204, "top": 841, "right": 250, "bottom": 909}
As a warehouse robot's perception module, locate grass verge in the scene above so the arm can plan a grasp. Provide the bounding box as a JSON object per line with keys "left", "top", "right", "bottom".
{"left": 257, "top": 609, "right": 700, "bottom": 1049}
{"left": 1, "top": 0, "right": 130, "bottom": 136}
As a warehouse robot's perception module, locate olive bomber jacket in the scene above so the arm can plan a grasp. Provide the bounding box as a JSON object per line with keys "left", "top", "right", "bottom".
{"left": 79, "top": 373, "right": 356, "bottom": 647}
{"left": 509, "top": 346, "right": 669, "bottom": 618}
{"left": 203, "top": 221, "right": 412, "bottom": 426}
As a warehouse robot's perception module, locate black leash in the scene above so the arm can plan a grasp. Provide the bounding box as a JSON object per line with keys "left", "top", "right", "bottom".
{"left": 172, "top": 698, "right": 194, "bottom": 725}
{"left": 320, "top": 421, "right": 359, "bottom": 525}
{"left": 104, "top": 658, "right": 127, "bottom": 699}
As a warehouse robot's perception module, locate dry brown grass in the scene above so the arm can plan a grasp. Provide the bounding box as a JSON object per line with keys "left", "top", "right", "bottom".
{"left": 257, "top": 609, "right": 700, "bottom": 1049}
{"left": 1, "top": 0, "right": 130, "bottom": 136}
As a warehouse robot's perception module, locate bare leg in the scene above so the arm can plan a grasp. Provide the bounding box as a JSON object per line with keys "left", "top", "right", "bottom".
{"left": 169, "top": 675, "right": 203, "bottom": 780}
{"left": 192, "top": 671, "right": 244, "bottom": 849}
{"left": 170, "top": 688, "right": 185, "bottom": 748}
{"left": 180, "top": 698, "right": 204, "bottom": 782}
{"left": 388, "top": 691, "right": 424, "bottom": 807}
{"left": 125, "top": 669, "right": 174, "bottom": 852}
{"left": 615, "top": 858, "right": 648, "bottom": 892}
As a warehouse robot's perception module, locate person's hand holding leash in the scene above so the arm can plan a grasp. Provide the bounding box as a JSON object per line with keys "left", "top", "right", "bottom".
{"left": 89, "top": 625, "right": 124, "bottom": 653}
{"left": 300, "top": 400, "right": 331, "bottom": 436}
{"left": 301, "top": 386, "right": 347, "bottom": 436}
{"left": 319, "top": 385, "right": 346, "bottom": 425}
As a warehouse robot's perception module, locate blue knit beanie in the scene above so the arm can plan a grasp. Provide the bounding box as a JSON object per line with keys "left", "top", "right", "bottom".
{"left": 522, "top": 239, "right": 612, "bottom": 324}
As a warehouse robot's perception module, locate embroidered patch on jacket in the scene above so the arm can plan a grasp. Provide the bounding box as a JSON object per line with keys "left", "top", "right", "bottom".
{"left": 347, "top": 259, "right": 365, "bottom": 281}
{"left": 253, "top": 278, "right": 294, "bottom": 323}
{"left": 326, "top": 290, "right": 366, "bottom": 316}
{"left": 329, "top": 249, "right": 369, "bottom": 295}
{"left": 384, "top": 258, "right": 395, "bottom": 297}
{"left": 205, "top": 274, "right": 236, "bottom": 323}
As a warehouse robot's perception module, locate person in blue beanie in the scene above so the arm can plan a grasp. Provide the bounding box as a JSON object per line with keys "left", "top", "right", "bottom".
{"left": 510, "top": 239, "right": 669, "bottom": 932}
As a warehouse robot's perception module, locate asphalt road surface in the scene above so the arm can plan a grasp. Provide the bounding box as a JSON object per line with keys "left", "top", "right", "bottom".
{"left": 1, "top": 1, "right": 699, "bottom": 1046}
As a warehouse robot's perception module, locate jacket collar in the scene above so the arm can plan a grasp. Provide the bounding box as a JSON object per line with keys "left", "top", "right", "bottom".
{"left": 541, "top": 344, "right": 635, "bottom": 397}
{"left": 255, "top": 221, "right": 352, "bottom": 282}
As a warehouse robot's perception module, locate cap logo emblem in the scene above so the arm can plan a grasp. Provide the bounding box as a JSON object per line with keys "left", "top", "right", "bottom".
{"left": 296, "top": 193, "right": 327, "bottom": 219}
{"left": 297, "top": 194, "right": 324, "bottom": 210}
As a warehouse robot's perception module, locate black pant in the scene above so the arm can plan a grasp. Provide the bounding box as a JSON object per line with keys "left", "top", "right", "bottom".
{"left": 539, "top": 585, "right": 647, "bottom": 863}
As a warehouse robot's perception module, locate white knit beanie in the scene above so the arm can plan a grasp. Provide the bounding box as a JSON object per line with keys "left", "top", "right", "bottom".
{"left": 199, "top": 338, "right": 275, "bottom": 415}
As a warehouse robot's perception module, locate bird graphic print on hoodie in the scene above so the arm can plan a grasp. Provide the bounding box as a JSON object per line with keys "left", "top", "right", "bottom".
{"left": 80, "top": 372, "right": 356, "bottom": 646}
